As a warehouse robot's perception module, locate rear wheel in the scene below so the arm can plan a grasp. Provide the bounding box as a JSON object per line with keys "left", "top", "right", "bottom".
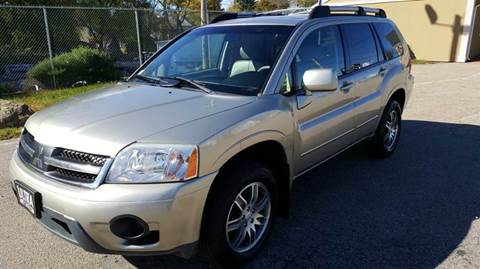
{"left": 202, "top": 161, "right": 277, "bottom": 268}
{"left": 369, "top": 99, "right": 402, "bottom": 158}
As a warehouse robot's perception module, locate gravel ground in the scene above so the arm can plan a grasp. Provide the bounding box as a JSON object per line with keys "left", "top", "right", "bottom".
{"left": 1, "top": 62, "right": 479, "bottom": 269}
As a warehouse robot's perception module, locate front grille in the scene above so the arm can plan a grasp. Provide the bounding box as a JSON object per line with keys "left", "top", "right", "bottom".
{"left": 23, "top": 129, "right": 35, "bottom": 147}
{"left": 18, "top": 129, "right": 110, "bottom": 188}
{"left": 18, "top": 129, "right": 37, "bottom": 165}
{"left": 53, "top": 168, "right": 97, "bottom": 183}
{"left": 18, "top": 139, "right": 32, "bottom": 163}
{"left": 56, "top": 149, "right": 107, "bottom": 166}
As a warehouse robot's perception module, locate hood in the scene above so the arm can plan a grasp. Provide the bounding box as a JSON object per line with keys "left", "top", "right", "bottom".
{"left": 26, "top": 83, "right": 255, "bottom": 156}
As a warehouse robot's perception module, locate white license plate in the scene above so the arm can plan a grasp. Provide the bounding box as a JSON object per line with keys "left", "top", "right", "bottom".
{"left": 15, "top": 182, "right": 40, "bottom": 218}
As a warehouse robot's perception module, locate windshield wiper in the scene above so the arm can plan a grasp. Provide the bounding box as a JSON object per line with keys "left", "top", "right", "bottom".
{"left": 171, "top": 76, "right": 213, "bottom": 94}
{"left": 133, "top": 74, "right": 212, "bottom": 94}
{"left": 133, "top": 74, "right": 167, "bottom": 85}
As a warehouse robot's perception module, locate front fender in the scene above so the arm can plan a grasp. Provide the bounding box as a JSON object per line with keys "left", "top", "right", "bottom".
{"left": 198, "top": 107, "right": 295, "bottom": 177}
{"left": 213, "top": 129, "right": 291, "bottom": 172}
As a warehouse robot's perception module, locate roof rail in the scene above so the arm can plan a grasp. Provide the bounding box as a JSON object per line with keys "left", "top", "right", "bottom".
{"left": 210, "top": 12, "right": 257, "bottom": 23}
{"left": 309, "top": 5, "right": 387, "bottom": 19}
{"left": 210, "top": 5, "right": 386, "bottom": 24}
{"left": 259, "top": 7, "right": 309, "bottom": 15}
{"left": 210, "top": 7, "right": 310, "bottom": 24}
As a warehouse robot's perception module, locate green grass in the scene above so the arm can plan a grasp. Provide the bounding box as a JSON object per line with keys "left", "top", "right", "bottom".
{"left": 413, "top": 59, "right": 435, "bottom": 65}
{"left": 0, "top": 127, "right": 22, "bottom": 140}
{"left": 2, "top": 82, "right": 115, "bottom": 112}
{"left": 0, "top": 82, "right": 115, "bottom": 140}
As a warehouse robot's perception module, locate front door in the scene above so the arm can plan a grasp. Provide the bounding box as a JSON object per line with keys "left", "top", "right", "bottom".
{"left": 292, "top": 25, "right": 358, "bottom": 174}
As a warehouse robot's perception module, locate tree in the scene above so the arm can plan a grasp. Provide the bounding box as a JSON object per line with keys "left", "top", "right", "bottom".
{"left": 0, "top": 0, "right": 153, "bottom": 8}
{"left": 233, "top": 0, "right": 255, "bottom": 11}
{"left": 0, "top": 0, "right": 75, "bottom": 5}
{"left": 254, "top": 0, "right": 275, "bottom": 11}
{"left": 255, "top": 0, "right": 289, "bottom": 11}
{"left": 227, "top": 2, "right": 240, "bottom": 12}
{"left": 0, "top": 7, "right": 50, "bottom": 67}
{"left": 0, "top": 0, "right": 223, "bottom": 78}
{"left": 185, "top": 0, "right": 221, "bottom": 11}
{"left": 297, "top": 0, "right": 317, "bottom": 7}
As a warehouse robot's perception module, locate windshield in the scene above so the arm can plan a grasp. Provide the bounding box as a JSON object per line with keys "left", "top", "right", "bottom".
{"left": 135, "top": 25, "right": 294, "bottom": 95}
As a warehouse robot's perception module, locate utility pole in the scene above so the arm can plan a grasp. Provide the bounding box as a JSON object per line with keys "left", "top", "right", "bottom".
{"left": 200, "top": 0, "right": 210, "bottom": 68}
{"left": 200, "top": 0, "right": 208, "bottom": 25}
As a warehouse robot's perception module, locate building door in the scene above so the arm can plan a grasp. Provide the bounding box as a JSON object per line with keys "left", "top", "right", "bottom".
{"left": 469, "top": 3, "right": 480, "bottom": 60}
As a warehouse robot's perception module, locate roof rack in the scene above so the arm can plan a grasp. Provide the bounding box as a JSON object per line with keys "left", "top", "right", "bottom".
{"left": 309, "top": 5, "right": 387, "bottom": 19}
{"left": 210, "top": 12, "right": 256, "bottom": 23}
{"left": 210, "top": 5, "right": 386, "bottom": 24}
{"left": 210, "top": 8, "right": 306, "bottom": 24}
{"left": 259, "top": 7, "right": 309, "bottom": 16}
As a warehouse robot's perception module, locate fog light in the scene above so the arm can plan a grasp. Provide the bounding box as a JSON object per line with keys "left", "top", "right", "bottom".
{"left": 110, "top": 215, "right": 148, "bottom": 240}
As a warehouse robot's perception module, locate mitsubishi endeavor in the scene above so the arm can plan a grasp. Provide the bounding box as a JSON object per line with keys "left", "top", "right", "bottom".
{"left": 10, "top": 5, "right": 414, "bottom": 268}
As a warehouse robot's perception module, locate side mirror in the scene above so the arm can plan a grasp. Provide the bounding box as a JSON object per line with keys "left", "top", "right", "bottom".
{"left": 302, "top": 68, "right": 338, "bottom": 92}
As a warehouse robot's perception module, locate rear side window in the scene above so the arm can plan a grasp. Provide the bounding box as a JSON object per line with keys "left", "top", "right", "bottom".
{"left": 341, "top": 23, "right": 378, "bottom": 72}
{"left": 373, "top": 23, "right": 404, "bottom": 60}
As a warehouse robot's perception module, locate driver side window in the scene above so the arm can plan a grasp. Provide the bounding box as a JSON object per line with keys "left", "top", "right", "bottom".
{"left": 165, "top": 34, "right": 226, "bottom": 76}
{"left": 294, "top": 25, "right": 345, "bottom": 89}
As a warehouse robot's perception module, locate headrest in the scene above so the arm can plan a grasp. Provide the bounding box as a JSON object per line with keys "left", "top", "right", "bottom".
{"left": 239, "top": 38, "right": 265, "bottom": 61}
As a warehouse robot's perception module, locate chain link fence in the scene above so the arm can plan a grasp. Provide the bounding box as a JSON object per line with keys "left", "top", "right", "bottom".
{"left": 0, "top": 5, "right": 223, "bottom": 93}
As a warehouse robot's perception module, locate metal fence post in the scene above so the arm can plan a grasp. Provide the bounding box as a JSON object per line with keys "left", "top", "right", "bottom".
{"left": 134, "top": 9, "right": 143, "bottom": 66}
{"left": 42, "top": 7, "right": 57, "bottom": 88}
{"left": 200, "top": 0, "right": 208, "bottom": 25}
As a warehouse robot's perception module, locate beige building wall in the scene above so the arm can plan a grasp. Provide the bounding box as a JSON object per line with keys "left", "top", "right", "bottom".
{"left": 325, "top": 0, "right": 469, "bottom": 62}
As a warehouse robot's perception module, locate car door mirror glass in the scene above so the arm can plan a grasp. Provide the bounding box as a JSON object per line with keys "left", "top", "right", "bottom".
{"left": 302, "top": 68, "right": 338, "bottom": 92}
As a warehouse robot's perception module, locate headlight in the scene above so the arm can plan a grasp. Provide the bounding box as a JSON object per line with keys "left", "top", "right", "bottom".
{"left": 106, "top": 144, "right": 198, "bottom": 183}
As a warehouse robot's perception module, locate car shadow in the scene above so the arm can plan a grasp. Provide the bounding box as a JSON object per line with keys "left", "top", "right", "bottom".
{"left": 124, "top": 120, "right": 480, "bottom": 268}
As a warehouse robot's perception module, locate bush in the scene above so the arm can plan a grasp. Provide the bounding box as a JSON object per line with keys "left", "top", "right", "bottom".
{"left": 0, "top": 82, "right": 16, "bottom": 95}
{"left": 27, "top": 47, "right": 117, "bottom": 88}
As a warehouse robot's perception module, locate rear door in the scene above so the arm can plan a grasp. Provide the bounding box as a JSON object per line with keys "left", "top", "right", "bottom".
{"left": 339, "top": 23, "right": 385, "bottom": 138}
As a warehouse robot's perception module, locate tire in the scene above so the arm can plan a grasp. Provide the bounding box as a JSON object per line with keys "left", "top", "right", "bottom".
{"left": 369, "top": 99, "right": 402, "bottom": 158}
{"left": 202, "top": 161, "right": 277, "bottom": 268}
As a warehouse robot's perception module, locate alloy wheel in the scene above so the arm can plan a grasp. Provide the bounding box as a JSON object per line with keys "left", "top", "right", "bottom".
{"left": 225, "top": 182, "right": 271, "bottom": 253}
{"left": 384, "top": 109, "right": 399, "bottom": 151}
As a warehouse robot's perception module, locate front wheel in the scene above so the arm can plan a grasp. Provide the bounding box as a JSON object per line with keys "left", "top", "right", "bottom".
{"left": 369, "top": 99, "right": 402, "bottom": 158}
{"left": 202, "top": 161, "right": 277, "bottom": 268}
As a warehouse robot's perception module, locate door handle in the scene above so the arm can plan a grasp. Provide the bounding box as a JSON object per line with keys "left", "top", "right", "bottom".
{"left": 379, "top": 66, "right": 387, "bottom": 76}
{"left": 340, "top": 82, "right": 353, "bottom": 93}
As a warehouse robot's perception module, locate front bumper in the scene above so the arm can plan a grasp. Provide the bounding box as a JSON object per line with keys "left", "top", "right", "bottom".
{"left": 9, "top": 151, "right": 216, "bottom": 258}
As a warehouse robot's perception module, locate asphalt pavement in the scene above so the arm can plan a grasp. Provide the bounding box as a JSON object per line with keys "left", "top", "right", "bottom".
{"left": 1, "top": 62, "right": 480, "bottom": 268}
